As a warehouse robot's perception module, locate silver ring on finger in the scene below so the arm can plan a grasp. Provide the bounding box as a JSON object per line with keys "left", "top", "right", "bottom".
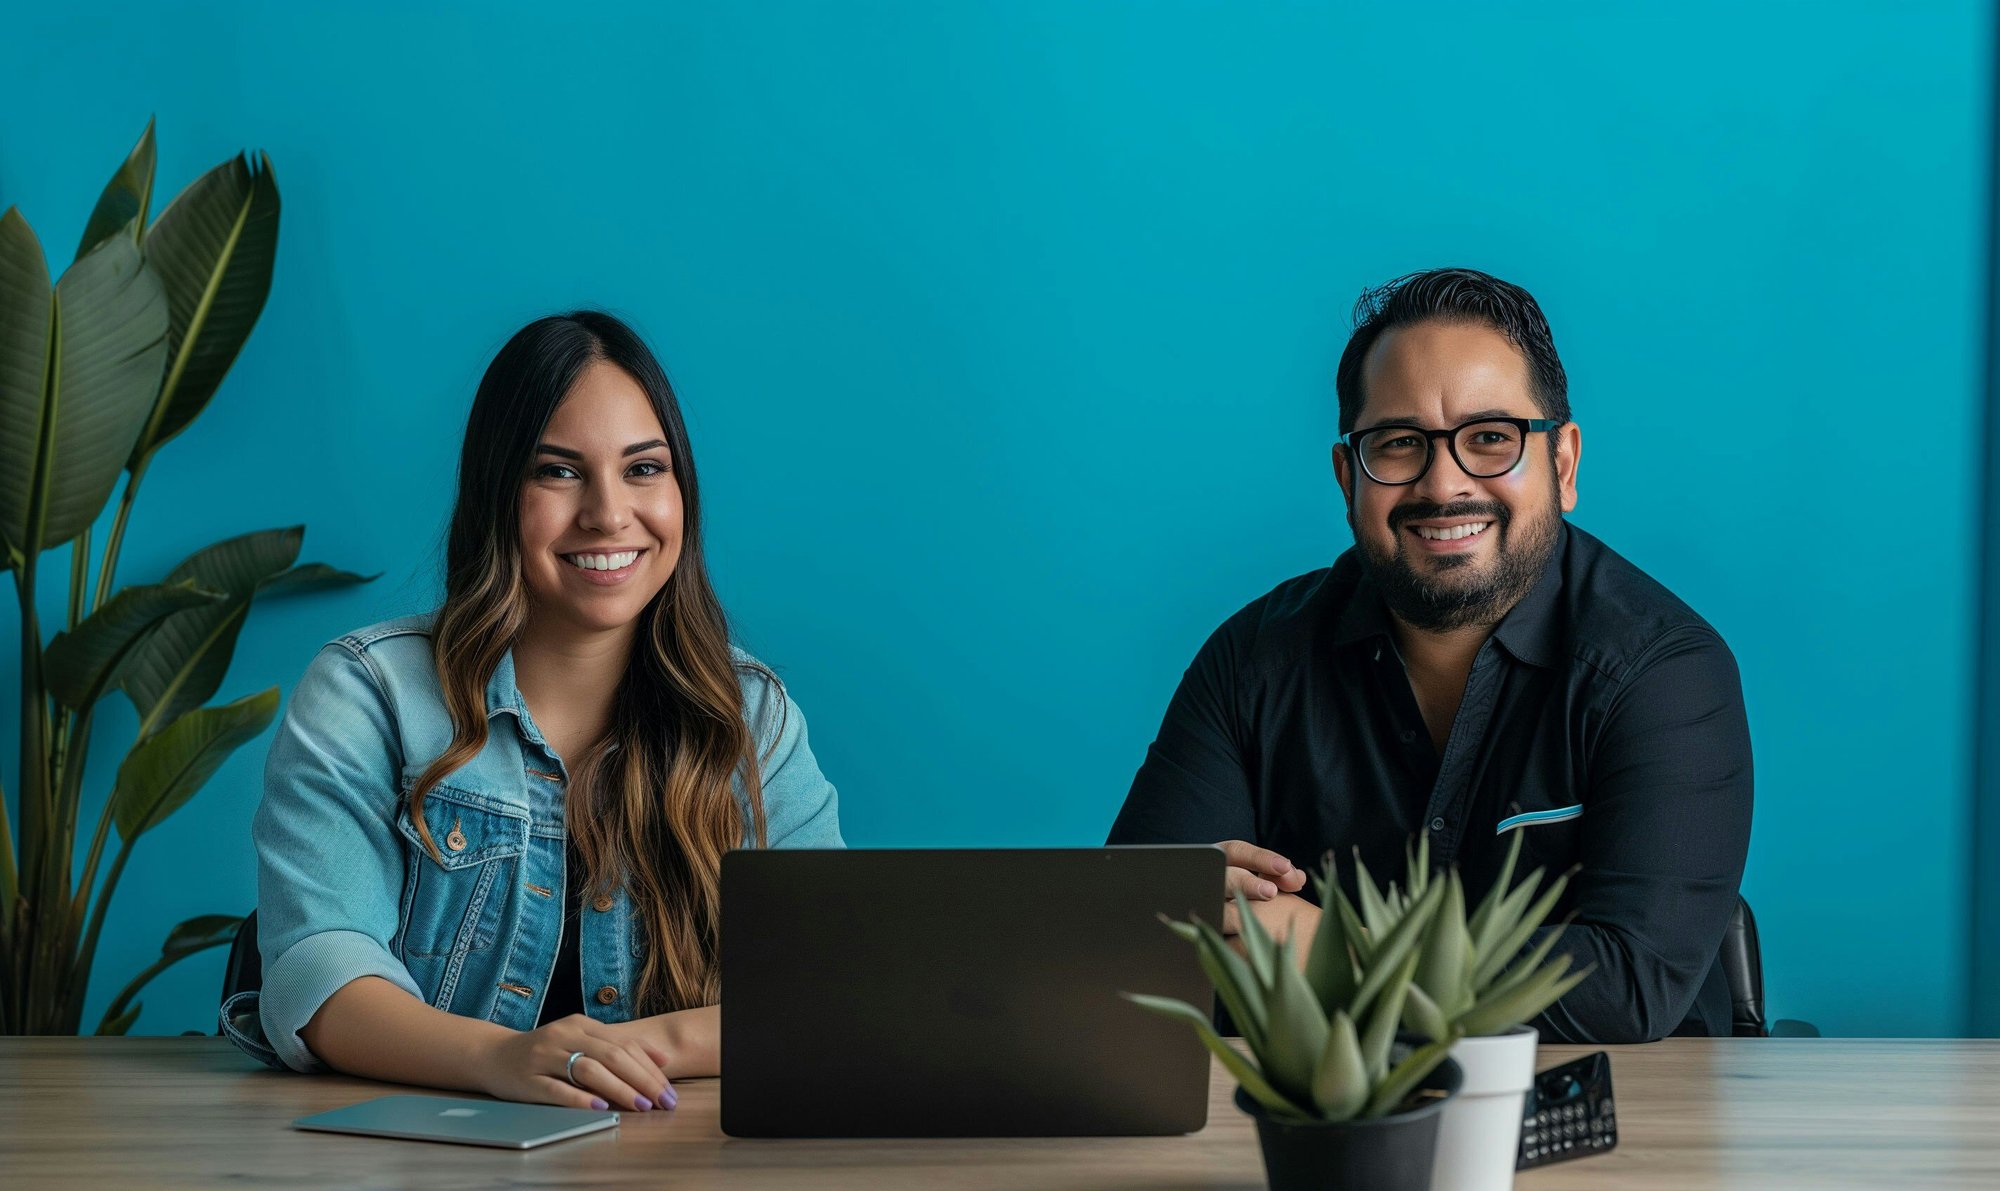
{"left": 564, "top": 1050, "right": 587, "bottom": 1087}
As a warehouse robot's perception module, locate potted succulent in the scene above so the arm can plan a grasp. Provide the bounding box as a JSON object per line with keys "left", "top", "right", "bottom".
{"left": 1125, "top": 867, "right": 1463, "bottom": 1191}
{"left": 1355, "top": 833, "right": 1592, "bottom": 1191}
{"left": 1128, "top": 832, "right": 1590, "bottom": 1191}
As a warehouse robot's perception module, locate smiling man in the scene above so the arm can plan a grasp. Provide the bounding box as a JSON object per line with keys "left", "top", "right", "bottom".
{"left": 1108, "top": 268, "right": 1753, "bottom": 1043}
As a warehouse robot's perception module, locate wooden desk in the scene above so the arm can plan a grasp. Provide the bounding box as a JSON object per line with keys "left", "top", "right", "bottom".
{"left": 3, "top": 1038, "right": 1997, "bottom": 1188}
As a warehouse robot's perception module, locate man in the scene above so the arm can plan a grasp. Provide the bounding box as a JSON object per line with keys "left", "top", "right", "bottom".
{"left": 1108, "top": 268, "right": 1752, "bottom": 1043}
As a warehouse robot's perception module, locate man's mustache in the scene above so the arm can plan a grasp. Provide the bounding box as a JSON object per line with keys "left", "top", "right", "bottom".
{"left": 1387, "top": 500, "right": 1510, "bottom": 532}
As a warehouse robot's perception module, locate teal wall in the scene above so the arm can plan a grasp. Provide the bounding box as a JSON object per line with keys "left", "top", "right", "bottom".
{"left": 1, "top": 2, "right": 1986, "bottom": 1037}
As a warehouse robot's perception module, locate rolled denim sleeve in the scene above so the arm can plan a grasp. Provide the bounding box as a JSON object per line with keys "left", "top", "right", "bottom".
{"left": 251, "top": 643, "right": 422, "bottom": 1072}
{"left": 737, "top": 660, "right": 844, "bottom": 849}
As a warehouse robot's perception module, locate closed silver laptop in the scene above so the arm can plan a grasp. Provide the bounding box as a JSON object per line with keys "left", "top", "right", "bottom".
{"left": 293, "top": 1094, "right": 619, "bottom": 1149}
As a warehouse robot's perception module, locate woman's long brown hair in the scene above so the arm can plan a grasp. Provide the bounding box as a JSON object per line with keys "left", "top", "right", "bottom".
{"left": 406, "top": 311, "right": 766, "bottom": 1014}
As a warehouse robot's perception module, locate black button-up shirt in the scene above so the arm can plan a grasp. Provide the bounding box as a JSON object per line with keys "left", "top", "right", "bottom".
{"left": 1107, "top": 524, "right": 1753, "bottom": 1043}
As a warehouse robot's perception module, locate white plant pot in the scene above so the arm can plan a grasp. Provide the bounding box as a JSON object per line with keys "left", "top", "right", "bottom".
{"left": 1427, "top": 1025, "right": 1538, "bottom": 1191}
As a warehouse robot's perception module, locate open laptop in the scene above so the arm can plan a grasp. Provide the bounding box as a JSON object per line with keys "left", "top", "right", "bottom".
{"left": 293, "top": 1095, "right": 619, "bottom": 1149}
{"left": 720, "top": 846, "right": 1223, "bottom": 1138}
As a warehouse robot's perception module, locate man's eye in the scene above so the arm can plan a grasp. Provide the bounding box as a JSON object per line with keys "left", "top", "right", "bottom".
{"left": 1376, "top": 434, "right": 1423, "bottom": 452}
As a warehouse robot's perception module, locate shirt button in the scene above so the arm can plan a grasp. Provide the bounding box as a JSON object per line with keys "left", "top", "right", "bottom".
{"left": 1430, "top": 817, "right": 1446, "bottom": 832}
{"left": 596, "top": 985, "right": 619, "bottom": 1005}
{"left": 1399, "top": 730, "right": 1417, "bottom": 744}
{"left": 592, "top": 894, "right": 615, "bottom": 912}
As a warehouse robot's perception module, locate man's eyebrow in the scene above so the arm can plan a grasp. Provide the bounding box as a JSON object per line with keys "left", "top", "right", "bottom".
{"left": 534, "top": 439, "right": 670, "bottom": 460}
{"left": 1355, "top": 408, "right": 1521, "bottom": 434}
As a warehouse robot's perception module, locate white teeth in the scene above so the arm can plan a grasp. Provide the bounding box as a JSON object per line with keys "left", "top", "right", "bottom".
{"left": 563, "top": 550, "right": 640, "bottom": 571}
{"left": 1415, "top": 522, "right": 1491, "bottom": 542}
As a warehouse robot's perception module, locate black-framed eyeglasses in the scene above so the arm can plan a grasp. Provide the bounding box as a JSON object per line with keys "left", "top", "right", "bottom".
{"left": 1341, "top": 417, "right": 1563, "bottom": 486}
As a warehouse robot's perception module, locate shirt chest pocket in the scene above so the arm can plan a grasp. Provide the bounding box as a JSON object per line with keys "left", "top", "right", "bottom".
{"left": 396, "top": 783, "right": 529, "bottom": 959}
{"left": 1496, "top": 802, "right": 1585, "bottom": 884}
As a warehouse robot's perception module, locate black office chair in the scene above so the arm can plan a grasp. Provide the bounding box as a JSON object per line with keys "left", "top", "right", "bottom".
{"left": 1721, "top": 896, "right": 1818, "bottom": 1037}
{"left": 217, "top": 910, "right": 263, "bottom": 1032}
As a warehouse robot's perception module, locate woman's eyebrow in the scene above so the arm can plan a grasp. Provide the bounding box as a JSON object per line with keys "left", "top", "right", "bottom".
{"left": 535, "top": 439, "right": 669, "bottom": 460}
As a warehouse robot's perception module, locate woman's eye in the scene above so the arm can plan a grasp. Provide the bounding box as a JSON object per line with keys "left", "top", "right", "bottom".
{"left": 536, "top": 463, "right": 578, "bottom": 480}
{"left": 629, "top": 460, "right": 670, "bottom": 477}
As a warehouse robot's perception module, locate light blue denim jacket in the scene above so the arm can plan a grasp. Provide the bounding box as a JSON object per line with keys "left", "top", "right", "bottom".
{"left": 221, "top": 613, "right": 843, "bottom": 1071}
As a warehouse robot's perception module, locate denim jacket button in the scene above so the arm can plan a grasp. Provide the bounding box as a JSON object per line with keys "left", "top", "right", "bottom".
{"left": 595, "top": 985, "right": 619, "bottom": 1005}
{"left": 592, "top": 894, "right": 615, "bottom": 912}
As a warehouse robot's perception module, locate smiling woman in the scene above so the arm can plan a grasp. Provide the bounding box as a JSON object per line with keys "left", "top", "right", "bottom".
{"left": 222, "top": 311, "right": 844, "bottom": 1113}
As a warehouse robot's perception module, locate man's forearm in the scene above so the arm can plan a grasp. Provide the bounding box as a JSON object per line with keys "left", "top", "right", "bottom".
{"left": 1526, "top": 922, "right": 1712, "bottom": 1044}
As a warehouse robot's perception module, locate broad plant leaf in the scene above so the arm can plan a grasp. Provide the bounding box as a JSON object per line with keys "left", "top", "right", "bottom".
{"left": 129, "top": 152, "right": 279, "bottom": 468}
{"left": 111, "top": 687, "right": 278, "bottom": 841}
{"left": 44, "top": 580, "right": 225, "bottom": 709}
{"left": 0, "top": 208, "right": 52, "bottom": 571}
{"left": 0, "top": 214, "right": 166, "bottom": 567}
{"left": 118, "top": 527, "right": 301, "bottom": 733}
{"left": 76, "top": 118, "right": 157, "bottom": 261}
{"left": 257, "top": 561, "right": 376, "bottom": 598}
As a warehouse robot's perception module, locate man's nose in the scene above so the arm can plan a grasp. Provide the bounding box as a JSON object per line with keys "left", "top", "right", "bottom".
{"left": 1412, "top": 440, "right": 1478, "bottom": 505}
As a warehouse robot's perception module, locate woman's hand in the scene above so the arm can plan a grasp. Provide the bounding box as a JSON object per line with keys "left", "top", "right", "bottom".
{"left": 473, "top": 1013, "right": 677, "bottom": 1112}
{"left": 599, "top": 1006, "right": 721, "bottom": 1079}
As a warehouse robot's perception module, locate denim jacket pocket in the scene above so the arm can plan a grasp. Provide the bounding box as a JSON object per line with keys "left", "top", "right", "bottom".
{"left": 395, "top": 783, "right": 529, "bottom": 960}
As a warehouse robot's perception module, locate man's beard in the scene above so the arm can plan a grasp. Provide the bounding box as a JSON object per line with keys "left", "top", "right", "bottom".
{"left": 1352, "top": 495, "right": 1560, "bottom": 632}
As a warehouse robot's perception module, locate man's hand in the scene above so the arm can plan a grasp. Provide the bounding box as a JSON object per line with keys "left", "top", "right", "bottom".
{"left": 1216, "top": 840, "right": 1307, "bottom": 934}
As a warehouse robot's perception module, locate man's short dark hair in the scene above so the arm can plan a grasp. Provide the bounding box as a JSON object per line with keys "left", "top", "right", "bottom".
{"left": 1334, "top": 268, "right": 1570, "bottom": 434}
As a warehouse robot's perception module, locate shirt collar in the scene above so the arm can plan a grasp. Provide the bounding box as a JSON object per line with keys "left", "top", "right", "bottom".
{"left": 1326, "top": 522, "right": 1569, "bottom": 668}
{"left": 483, "top": 648, "right": 550, "bottom": 748}
{"left": 1488, "top": 522, "right": 1568, "bottom": 669}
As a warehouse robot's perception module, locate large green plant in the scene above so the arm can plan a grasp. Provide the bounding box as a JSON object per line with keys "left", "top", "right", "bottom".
{"left": 1, "top": 121, "right": 371, "bottom": 1035}
{"left": 1126, "top": 832, "right": 1591, "bottom": 1124}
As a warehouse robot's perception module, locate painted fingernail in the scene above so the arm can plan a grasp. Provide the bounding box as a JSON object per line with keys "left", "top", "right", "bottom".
{"left": 590, "top": 1098, "right": 609, "bottom": 1111}
{"left": 661, "top": 1087, "right": 677, "bottom": 1108}
{"left": 635, "top": 1096, "right": 653, "bottom": 1111}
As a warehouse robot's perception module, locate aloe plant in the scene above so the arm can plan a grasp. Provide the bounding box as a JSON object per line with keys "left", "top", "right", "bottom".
{"left": 1125, "top": 881, "right": 1458, "bottom": 1124}
{"left": 1, "top": 120, "right": 372, "bottom": 1035}
{"left": 1126, "top": 831, "right": 1593, "bottom": 1123}
{"left": 1341, "top": 832, "right": 1594, "bottom": 1042}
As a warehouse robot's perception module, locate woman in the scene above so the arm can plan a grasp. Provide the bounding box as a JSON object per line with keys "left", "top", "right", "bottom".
{"left": 221, "top": 312, "right": 843, "bottom": 1113}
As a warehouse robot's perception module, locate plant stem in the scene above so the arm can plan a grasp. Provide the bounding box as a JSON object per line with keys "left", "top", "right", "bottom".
{"left": 95, "top": 929, "right": 236, "bottom": 1035}
{"left": 67, "top": 527, "right": 89, "bottom": 630}
{"left": 69, "top": 756, "right": 115, "bottom": 946}
{"left": 0, "top": 761, "right": 16, "bottom": 916}
{"left": 90, "top": 458, "right": 147, "bottom": 615}
{"left": 69, "top": 840, "right": 134, "bottom": 1031}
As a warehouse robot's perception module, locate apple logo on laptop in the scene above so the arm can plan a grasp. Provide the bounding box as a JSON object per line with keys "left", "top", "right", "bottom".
{"left": 439, "top": 1108, "right": 482, "bottom": 1117}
